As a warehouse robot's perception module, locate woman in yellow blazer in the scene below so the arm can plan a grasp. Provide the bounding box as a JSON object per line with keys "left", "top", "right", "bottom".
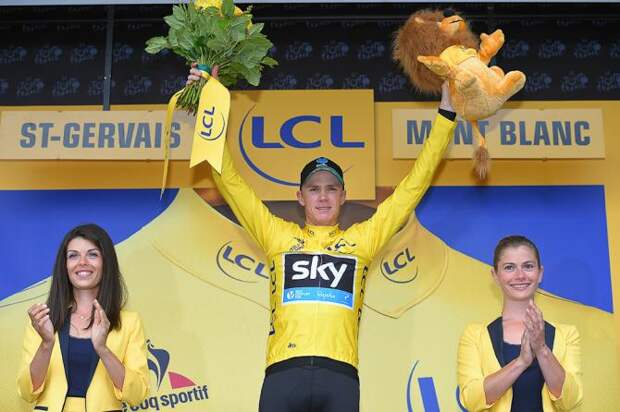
{"left": 17, "top": 224, "right": 149, "bottom": 412}
{"left": 457, "top": 235, "right": 583, "bottom": 412}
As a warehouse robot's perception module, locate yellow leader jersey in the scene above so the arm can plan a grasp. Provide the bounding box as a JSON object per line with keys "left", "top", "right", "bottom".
{"left": 211, "top": 113, "right": 455, "bottom": 368}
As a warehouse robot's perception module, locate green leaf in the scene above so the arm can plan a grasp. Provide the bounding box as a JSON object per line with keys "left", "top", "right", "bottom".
{"left": 234, "top": 39, "right": 270, "bottom": 66}
{"left": 217, "top": 70, "right": 239, "bottom": 88}
{"left": 244, "top": 66, "right": 261, "bottom": 85}
{"left": 261, "top": 56, "right": 278, "bottom": 67}
{"left": 164, "top": 14, "right": 184, "bottom": 30}
{"left": 164, "top": 5, "right": 187, "bottom": 30}
{"left": 176, "top": 30, "right": 195, "bottom": 54}
{"left": 212, "top": 19, "right": 230, "bottom": 43}
{"left": 247, "top": 22, "right": 264, "bottom": 36}
{"left": 173, "top": 4, "right": 188, "bottom": 22}
{"left": 144, "top": 36, "right": 169, "bottom": 54}
{"left": 229, "top": 61, "right": 260, "bottom": 85}
{"left": 206, "top": 37, "right": 229, "bottom": 52}
{"left": 230, "top": 17, "right": 248, "bottom": 42}
{"left": 237, "top": 52, "right": 263, "bottom": 68}
{"left": 187, "top": 2, "right": 198, "bottom": 21}
{"left": 240, "top": 35, "right": 272, "bottom": 51}
{"left": 168, "top": 28, "right": 179, "bottom": 48}
{"left": 221, "top": 0, "right": 235, "bottom": 18}
{"left": 196, "top": 12, "right": 217, "bottom": 37}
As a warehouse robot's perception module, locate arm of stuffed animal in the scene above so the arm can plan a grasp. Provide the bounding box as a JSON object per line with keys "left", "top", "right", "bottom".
{"left": 478, "top": 29, "right": 505, "bottom": 65}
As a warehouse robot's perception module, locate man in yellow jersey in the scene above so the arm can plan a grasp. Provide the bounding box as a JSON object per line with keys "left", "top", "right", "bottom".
{"left": 188, "top": 67, "right": 457, "bottom": 411}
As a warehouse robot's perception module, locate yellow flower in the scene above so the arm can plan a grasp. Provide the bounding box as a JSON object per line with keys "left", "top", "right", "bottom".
{"left": 194, "top": 0, "right": 243, "bottom": 16}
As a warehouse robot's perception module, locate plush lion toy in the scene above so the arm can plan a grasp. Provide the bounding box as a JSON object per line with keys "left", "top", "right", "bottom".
{"left": 394, "top": 9, "right": 526, "bottom": 179}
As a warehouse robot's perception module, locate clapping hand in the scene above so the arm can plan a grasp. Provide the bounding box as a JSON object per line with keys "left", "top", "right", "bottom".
{"left": 518, "top": 328, "right": 535, "bottom": 367}
{"left": 525, "top": 299, "right": 546, "bottom": 355}
{"left": 28, "top": 303, "right": 54, "bottom": 344}
{"left": 91, "top": 299, "right": 111, "bottom": 354}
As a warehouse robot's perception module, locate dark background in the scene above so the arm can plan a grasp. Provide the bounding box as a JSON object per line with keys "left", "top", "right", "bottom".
{"left": 1, "top": 2, "right": 619, "bottom": 105}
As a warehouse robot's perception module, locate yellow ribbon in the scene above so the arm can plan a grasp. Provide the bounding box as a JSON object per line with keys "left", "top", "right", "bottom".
{"left": 190, "top": 71, "right": 230, "bottom": 172}
{"left": 161, "top": 88, "right": 184, "bottom": 198}
{"left": 161, "top": 71, "right": 231, "bottom": 197}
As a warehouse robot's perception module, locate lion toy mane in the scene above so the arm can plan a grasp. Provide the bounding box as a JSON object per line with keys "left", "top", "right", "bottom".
{"left": 394, "top": 9, "right": 526, "bottom": 179}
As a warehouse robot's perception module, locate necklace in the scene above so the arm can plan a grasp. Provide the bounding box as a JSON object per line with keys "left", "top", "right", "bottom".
{"left": 72, "top": 308, "right": 92, "bottom": 321}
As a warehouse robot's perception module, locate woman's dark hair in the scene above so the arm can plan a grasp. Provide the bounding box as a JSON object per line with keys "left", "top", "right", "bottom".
{"left": 47, "top": 224, "right": 127, "bottom": 332}
{"left": 493, "top": 235, "right": 541, "bottom": 270}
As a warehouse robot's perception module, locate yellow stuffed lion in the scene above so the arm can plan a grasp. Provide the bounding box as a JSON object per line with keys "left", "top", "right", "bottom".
{"left": 394, "top": 9, "right": 526, "bottom": 179}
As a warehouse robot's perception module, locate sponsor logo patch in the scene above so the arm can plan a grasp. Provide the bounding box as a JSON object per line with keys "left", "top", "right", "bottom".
{"left": 283, "top": 253, "right": 356, "bottom": 308}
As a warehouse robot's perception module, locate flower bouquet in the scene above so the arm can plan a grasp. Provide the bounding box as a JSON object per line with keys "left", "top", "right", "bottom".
{"left": 145, "top": 0, "right": 277, "bottom": 115}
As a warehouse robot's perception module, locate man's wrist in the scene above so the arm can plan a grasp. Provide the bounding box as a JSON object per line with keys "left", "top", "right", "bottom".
{"left": 438, "top": 108, "right": 456, "bottom": 121}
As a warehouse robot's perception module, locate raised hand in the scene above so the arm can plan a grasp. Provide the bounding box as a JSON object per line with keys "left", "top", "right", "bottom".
{"left": 27, "top": 303, "right": 54, "bottom": 344}
{"left": 186, "top": 62, "right": 220, "bottom": 85}
{"left": 91, "top": 299, "right": 111, "bottom": 354}
{"left": 439, "top": 80, "right": 454, "bottom": 113}
{"left": 525, "top": 300, "right": 546, "bottom": 354}
{"left": 186, "top": 62, "right": 203, "bottom": 85}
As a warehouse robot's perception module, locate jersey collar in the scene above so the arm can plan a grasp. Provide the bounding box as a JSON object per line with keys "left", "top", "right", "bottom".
{"left": 303, "top": 224, "right": 340, "bottom": 239}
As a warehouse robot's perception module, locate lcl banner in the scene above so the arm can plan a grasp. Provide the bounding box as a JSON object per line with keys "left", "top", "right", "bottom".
{"left": 0, "top": 89, "right": 375, "bottom": 200}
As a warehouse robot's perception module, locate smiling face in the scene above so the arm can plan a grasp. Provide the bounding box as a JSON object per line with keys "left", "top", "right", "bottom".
{"left": 492, "top": 245, "right": 543, "bottom": 302}
{"left": 65, "top": 236, "right": 103, "bottom": 292}
{"left": 297, "top": 170, "right": 346, "bottom": 226}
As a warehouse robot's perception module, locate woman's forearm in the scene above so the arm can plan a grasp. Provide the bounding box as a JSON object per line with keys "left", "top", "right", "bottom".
{"left": 536, "top": 345, "right": 565, "bottom": 398}
{"left": 483, "top": 358, "right": 528, "bottom": 404}
{"left": 29, "top": 339, "right": 54, "bottom": 391}
{"left": 96, "top": 346, "right": 126, "bottom": 390}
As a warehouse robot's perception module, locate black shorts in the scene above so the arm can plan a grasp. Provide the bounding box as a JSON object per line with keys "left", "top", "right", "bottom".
{"left": 259, "top": 357, "right": 360, "bottom": 412}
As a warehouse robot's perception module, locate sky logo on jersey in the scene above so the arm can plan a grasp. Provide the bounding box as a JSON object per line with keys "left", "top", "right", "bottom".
{"left": 123, "top": 340, "right": 209, "bottom": 411}
{"left": 282, "top": 253, "right": 356, "bottom": 308}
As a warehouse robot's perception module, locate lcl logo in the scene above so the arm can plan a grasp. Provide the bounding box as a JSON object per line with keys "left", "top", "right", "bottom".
{"left": 380, "top": 248, "right": 418, "bottom": 284}
{"left": 238, "top": 106, "right": 365, "bottom": 186}
{"left": 198, "top": 105, "right": 226, "bottom": 141}
{"left": 216, "top": 241, "right": 268, "bottom": 283}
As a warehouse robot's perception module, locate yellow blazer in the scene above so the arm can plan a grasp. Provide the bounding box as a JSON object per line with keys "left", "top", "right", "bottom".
{"left": 17, "top": 310, "right": 149, "bottom": 412}
{"left": 458, "top": 317, "right": 583, "bottom": 412}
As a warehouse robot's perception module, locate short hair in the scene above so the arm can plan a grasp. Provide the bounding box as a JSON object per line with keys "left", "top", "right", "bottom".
{"left": 492, "top": 235, "right": 541, "bottom": 270}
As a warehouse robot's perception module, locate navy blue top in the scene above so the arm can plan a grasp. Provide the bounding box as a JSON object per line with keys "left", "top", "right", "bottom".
{"left": 503, "top": 342, "right": 544, "bottom": 412}
{"left": 67, "top": 336, "right": 98, "bottom": 397}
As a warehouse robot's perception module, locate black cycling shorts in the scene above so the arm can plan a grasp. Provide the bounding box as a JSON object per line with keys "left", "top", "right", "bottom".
{"left": 259, "top": 357, "right": 360, "bottom": 412}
